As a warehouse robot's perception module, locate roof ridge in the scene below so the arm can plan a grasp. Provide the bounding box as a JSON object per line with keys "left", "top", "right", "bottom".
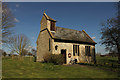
{"left": 43, "top": 12, "right": 49, "bottom": 19}
{"left": 43, "top": 12, "right": 56, "bottom": 21}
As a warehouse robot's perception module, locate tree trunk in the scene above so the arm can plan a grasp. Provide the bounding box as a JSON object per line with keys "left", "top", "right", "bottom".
{"left": 118, "top": 53, "right": 120, "bottom": 64}
{"left": 93, "top": 48, "right": 96, "bottom": 64}
{"left": 117, "top": 46, "right": 120, "bottom": 64}
{"left": 118, "top": 46, "right": 120, "bottom": 77}
{"left": 116, "top": 43, "right": 120, "bottom": 64}
{"left": 118, "top": 48, "right": 120, "bottom": 64}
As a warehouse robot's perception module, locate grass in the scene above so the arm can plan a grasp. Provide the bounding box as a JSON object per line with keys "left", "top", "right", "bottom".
{"left": 2, "top": 56, "right": 120, "bottom": 78}
{"left": 79, "top": 56, "right": 120, "bottom": 71}
{"left": 96, "top": 56, "right": 120, "bottom": 71}
{"left": 96, "top": 56, "right": 118, "bottom": 65}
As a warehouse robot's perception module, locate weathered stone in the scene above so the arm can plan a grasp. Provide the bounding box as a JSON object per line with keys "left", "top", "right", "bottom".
{"left": 37, "top": 12, "right": 96, "bottom": 64}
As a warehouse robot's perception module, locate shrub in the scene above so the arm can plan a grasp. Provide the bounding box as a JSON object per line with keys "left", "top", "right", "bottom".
{"left": 43, "top": 53, "right": 64, "bottom": 65}
{"left": 2, "top": 52, "right": 7, "bottom": 57}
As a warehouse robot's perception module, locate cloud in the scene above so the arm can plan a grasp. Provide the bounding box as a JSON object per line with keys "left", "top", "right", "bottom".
{"left": 14, "top": 18, "right": 19, "bottom": 22}
{"left": 92, "top": 37, "right": 96, "bottom": 39}
{"left": 16, "top": 4, "right": 20, "bottom": 7}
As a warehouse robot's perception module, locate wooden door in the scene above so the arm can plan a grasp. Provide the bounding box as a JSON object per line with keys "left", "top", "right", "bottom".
{"left": 61, "top": 49, "right": 66, "bottom": 63}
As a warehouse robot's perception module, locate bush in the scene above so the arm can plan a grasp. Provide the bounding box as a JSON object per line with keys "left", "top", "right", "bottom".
{"left": 43, "top": 53, "right": 64, "bottom": 65}
{"left": 2, "top": 52, "right": 7, "bottom": 57}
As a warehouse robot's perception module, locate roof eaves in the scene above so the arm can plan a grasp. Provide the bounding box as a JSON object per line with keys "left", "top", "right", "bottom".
{"left": 82, "top": 30, "right": 96, "bottom": 44}
{"left": 53, "top": 38, "right": 97, "bottom": 44}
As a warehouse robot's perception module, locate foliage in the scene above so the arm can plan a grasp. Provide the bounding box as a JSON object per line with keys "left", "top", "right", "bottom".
{"left": 0, "top": 49, "right": 7, "bottom": 56}
{"left": 8, "top": 54, "right": 11, "bottom": 56}
{"left": 2, "top": 52, "right": 7, "bottom": 57}
{"left": 43, "top": 53, "right": 64, "bottom": 65}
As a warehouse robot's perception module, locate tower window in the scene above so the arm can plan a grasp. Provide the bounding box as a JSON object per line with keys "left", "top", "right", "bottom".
{"left": 50, "top": 21, "right": 55, "bottom": 31}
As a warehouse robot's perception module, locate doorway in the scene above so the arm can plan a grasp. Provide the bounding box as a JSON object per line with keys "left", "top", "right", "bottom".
{"left": 61, "top": 49, "right": 66, "bottom": 64}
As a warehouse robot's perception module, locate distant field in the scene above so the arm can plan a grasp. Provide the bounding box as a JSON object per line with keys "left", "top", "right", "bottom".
{"left": 96, "top": 56, "right": 118, "bottom": 65}
{"left": 2, "top": 56, "right": 120, "bottom": 78}
{"left": 96, "top": 56, "right": 119, "bottom": 72}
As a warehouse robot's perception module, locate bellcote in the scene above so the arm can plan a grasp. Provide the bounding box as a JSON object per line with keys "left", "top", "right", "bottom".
{"left": 40, "top": 12, "right": 56, "bottom": 32}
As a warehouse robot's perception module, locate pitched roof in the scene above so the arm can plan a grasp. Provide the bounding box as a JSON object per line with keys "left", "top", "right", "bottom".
{"left": 47, "top": 16, "right": 56, "bottom": 22}
{"left": 51, "top": 27, "right": 96, "bottom": 44}
{"left": 43, "top": 12, "right": 56, "bottom": 22}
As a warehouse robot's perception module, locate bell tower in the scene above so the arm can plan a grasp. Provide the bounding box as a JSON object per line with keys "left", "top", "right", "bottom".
{"left": 40, "top": 11, "right": 56, "bottom": 32}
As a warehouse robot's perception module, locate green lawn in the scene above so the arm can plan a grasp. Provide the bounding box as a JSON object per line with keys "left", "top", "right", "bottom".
{"left": 2, "top": 56, "right": 120, "bottom": 78}
{"left": 96, "top": 56, "right": 118, "bottom": 65}
{"left": 96, "top": 56, "right": 120, "bottom": 72}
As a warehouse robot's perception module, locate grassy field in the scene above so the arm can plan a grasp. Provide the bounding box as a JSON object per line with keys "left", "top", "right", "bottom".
{"left": 2, "top": 56, "right": 120, "bottom": 78}
{"left": 78, "top": 56, "right": 120, "bottom": 76}
{"left": 96, "top": 56, "right": 120, "bottom": 72}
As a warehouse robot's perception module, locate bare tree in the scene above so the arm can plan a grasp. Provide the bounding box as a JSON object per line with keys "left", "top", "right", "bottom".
{"left": 6, "top": 34, "right": 30, "bottom": 56}
{"left": 21, "top": 49, "right": 29, "bottom": 56}
{"left": 100, "top": 16, "right": 120, "bottom": 63}
{"left": 2, "top": 3, "right": 16, "bottom": 43}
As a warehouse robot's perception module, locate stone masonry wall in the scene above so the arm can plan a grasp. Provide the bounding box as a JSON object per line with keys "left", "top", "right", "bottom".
{"left": 40, "top": 15, "right": 47, "bottom": 31}
{"left": 37, "top": 30, "right": 53, "bottom": 62}
{"left": 53, "top": 41, "right": 95, "bottom": 64}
